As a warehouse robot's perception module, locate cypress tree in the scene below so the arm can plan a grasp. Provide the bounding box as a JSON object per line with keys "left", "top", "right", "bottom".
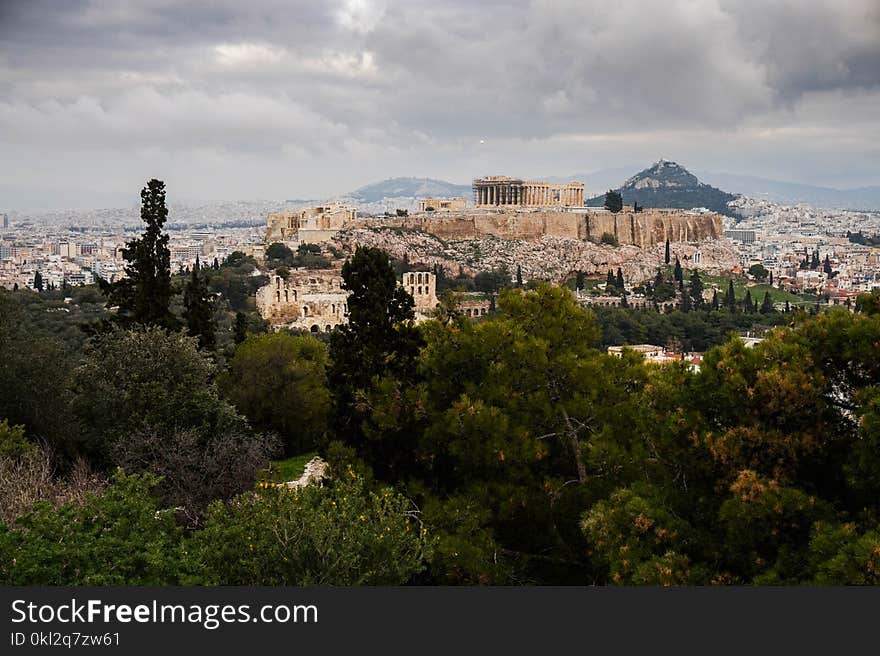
{"left": 103, "top": 179, "right": 178, "bottom": 329}
{"left": 516, "top": 265, "right": 523, "bottom": 287}
{"left": 233, "top": 311, "right": 248, "bottom": 344}
{"left": 680, "top": 288, "right": 692, "bottom": 312}
{"left": 183, "top": 256, "right": 216, "bottom": 350}
{"left": 689, "top": 270, "right": 704, "bottom": 308}
{"left": 33, "top": 271, "right": 43, "bottom": 292}
{"left": 725, "top": 279, "right": 736, "bottom": 310}
{"left": 607, "top": 270, "right": 615, "bottom": 289}
{"left": 673, "top": 257, "right": 683, "bottom": 282}
{"left": 665, "top": 239, "right": 671, "bottom": 265}
{"left": 769, "top": 271, "right": 774, "bottom": 286}
{"left": 575, "top": 270, "right": 585, "bottom": 291}
{"left": 743, "top": 288, "right": 753, "bottom": 313}
{"left": 785, "top": 300, "right": 791, "bottom": 313}
{"left": 616, "top": 267, "right": 625, "bottom": 290}
{"left": 760, "top": 291, "right": 774, "bottom": 314}
{"left": 823, "top": 254, "right": 833, "bottom": 275}
{"left": 711, "top": 289, "right": 719, "bottom": 311}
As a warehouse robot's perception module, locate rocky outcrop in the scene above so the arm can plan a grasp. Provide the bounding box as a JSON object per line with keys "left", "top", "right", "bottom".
{"left": 332, "top": 227, "right": 738, "bottom": 285}
{"left": 583, "top": 210, "right": 723, "bottom": 246}
{"left": 350, "top": 208, "right": 721, "bottom": 247}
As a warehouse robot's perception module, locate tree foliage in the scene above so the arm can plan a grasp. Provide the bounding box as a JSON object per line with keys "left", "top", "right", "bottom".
{"left": 221, "top": 332, "right": 330, "bottom": 456}
{"left": 102, "top": 179, "right": 178, "bottom": 329}
{"left": 603, "top": 190, "right": 623, "bottom": 213}
{"left": 187, "top": 472, "right": 430, "bottom": 585}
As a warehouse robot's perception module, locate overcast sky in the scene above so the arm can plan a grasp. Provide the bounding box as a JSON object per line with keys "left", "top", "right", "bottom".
{"left": 1, "top": 0, "right": 878, "bottom": 208}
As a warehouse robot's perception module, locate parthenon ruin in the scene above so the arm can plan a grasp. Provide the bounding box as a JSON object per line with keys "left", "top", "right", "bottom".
{"left": 473, "top": 176, "right": 584, "bottom": 207}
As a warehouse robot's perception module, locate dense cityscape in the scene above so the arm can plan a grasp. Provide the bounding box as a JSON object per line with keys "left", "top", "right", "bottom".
{"left": 1, "top": 8, "right": 879, "bottom": 652}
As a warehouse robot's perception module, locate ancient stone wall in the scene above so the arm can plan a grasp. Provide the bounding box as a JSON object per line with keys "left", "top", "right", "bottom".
{"left": 583, "top": 210, "right": 723, "bottom": 247}
{"left": 351, "top": 209, "right": 721, "bottom": 247}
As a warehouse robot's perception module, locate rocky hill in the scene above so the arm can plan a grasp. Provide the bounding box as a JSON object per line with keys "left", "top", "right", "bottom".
{"left": 586, "top": 160, "right": 737, "bottom": 216}
{"left": 331, "top": 226, "right": 738, "bottom": 285}
{"left": 344, "top": 177, "right": 471, "bottom": 204}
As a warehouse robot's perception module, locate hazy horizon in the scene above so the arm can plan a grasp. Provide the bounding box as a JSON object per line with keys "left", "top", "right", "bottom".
{"left": 1, "top": 1, "right": 878, "bottom": 209}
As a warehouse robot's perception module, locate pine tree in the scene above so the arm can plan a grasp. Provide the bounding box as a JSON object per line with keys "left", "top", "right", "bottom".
{"left": 665, "top": 239, "right": 670, "bottom": 265}
{"left": 33, "top": 271, "right": 43, "bottom": 292}
{"left": 615, "top": 267, "right": 625, "bottom": 290}
{"left": 673, "top": 257, "right": 683, "bottom": 282}
{"left": 233, "top": 312, "right": 248, "bottom": 345}
{"left": 183, "top": 256, "right": 216, "bottom": 350}
{"left": 760, "top": 291, "right": 774, "bottom": 314}
{"left": 604, "top": 190, "right": 623, "bottom": 213}
{"left": 102, "top": 179, "right": 178, "bottom": 329}
{"left": 743, "top": 288, "right": 753, "bottom": 313}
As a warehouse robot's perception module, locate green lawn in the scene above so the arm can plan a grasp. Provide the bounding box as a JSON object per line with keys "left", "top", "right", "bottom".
{"left": 257, "top": 452, "right": 317, "bottom": 484}
{"left": 699, "top": 274, "right": 810, "bottom": 304}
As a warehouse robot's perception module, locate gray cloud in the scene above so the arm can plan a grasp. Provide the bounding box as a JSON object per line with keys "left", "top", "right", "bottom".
{"left": 0, "top": 0, "right": 878, "bottom": 207}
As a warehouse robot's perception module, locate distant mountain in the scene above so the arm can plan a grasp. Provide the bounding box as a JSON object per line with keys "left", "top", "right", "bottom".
{"left": 695, "top": 171, "right": 880, "bottom": 211}
{"left": 345, "top": 177, "right": 472, "bottom": 204}
{"left": 585, "top": 160, "right": 737, "bottom": 216}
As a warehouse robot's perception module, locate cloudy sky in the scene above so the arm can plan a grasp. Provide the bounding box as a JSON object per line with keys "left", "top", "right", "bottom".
{"left": 1, "top": 0, "right": 878, "bottom": 208}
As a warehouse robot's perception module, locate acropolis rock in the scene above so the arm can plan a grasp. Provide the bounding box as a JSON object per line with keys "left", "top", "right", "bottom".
{"left": 349, "top": 208, "right": 722, "bottom": 248}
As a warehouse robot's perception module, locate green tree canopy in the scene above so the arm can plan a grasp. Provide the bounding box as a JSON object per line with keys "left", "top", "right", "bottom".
{"left": 749, "top": 263, "right": 769, "bottom": 281}
{"left": 221, "top": 332, "right": 330, "bottom": 456}
{"left": 102, "top": 179, "right": 178, "bottom": 329}
{"left": 186, "top": 473, "right": 430, "bottom": 585}
{"left": 604, "top": 190, "right": 623, "bottom": 213}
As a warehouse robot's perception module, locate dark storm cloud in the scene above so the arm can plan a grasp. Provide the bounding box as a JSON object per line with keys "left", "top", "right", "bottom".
{"left": 0, "top": 0, "right": 877, "bottom": 205}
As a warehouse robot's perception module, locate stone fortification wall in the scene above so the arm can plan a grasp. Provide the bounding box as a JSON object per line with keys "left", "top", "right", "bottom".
{"left": 583, "top": 210, "right": 723, "bottom": 247}
{"left": 351, "top": 209, "right": 721, "bottom": 247}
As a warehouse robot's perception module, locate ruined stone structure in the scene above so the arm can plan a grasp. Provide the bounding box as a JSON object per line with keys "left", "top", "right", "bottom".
{"left": 256, "top": 269, "right": 349, "bottom": 333}
{"left": 473, "top": 176, "right": 585, "bottom": 207}
{"left": 350, "top": 208, "right": 722, "bottom": 248}
{"left": 418, "top": 197, "right": 468, "bottom": 212}
{"left": 401, "top": 271, "right": 439, "bottom": 315}
{"left": 456, "top": 293, "right": 492, "bottom": 318}
{"left": 257, "top": 268, "right": 440, "bottom": 330}
{"left": 266, "top": 203, "right": 357, "bottom": 245}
